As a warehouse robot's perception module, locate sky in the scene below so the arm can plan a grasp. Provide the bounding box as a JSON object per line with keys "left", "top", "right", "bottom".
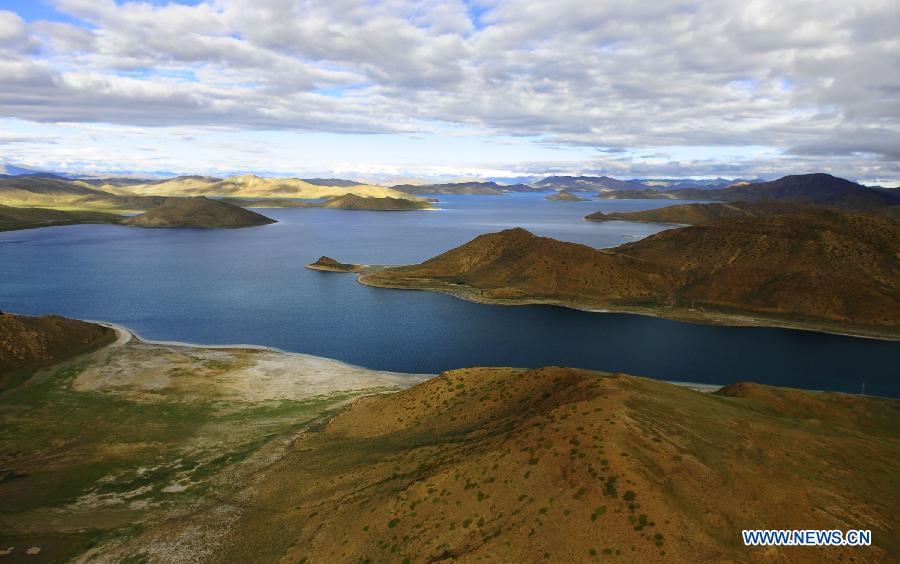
{"left": 0, "top": 0, "right": 898, "bottom": 184}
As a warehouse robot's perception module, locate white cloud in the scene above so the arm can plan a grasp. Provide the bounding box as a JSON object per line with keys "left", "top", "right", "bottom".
{"left": 0, "top": 0, "right": 895, "bottom": 180}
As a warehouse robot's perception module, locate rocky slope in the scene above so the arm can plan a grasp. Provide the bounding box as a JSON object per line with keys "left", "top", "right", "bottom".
{"left": 0, "top": 312, "right": 115, "bottom": 382}
{"left": 357, "top": 212, "right": 900, "bottom": 336}
{"left": 121, "top": 196, "right": 276, "bottom": 228}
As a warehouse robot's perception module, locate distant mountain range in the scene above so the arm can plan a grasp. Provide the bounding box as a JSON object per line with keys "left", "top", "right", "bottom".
{"left": 392, "top": 181, "right": 544, "bottom": 195}
{"left": 598, "top": 173, "right": 900, "bottom": 214}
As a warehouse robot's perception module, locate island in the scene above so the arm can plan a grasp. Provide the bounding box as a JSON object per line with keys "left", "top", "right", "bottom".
{"left": 1, "top": 312, "right": 897, "bottom": 561}
{"left": 306, "top": 256, "right": 366, "bottom": 272}
{"left": 545, "top": 190, "right": 589, "bottom": 201}
{"left": 121, "top": 196, "right": 277, "bottom": 228}
{"left": 318, "top": 210, "right": 899, "bottom": 339}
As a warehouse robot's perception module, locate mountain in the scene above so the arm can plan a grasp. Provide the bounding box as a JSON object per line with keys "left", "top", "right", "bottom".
{"left": 357, "top": 214, "right": 900, "bottom": 336}
{"left": 0, "top": 313, "right": 115, "bottom": 385}
{"left": 0, "top": 175, "right": 166, "bottom": 211}
{"left": 0, "top": 203, "right": 121, "bottom": 231}
{"left": 586, "top": 201, "right": 812, "bottom": 224}
{"left": 318, "top": 194, "right": 433, "bottom": 210}
{"left": 121, "top": 196, "right": 276, "bottom": 228}
{"left": 393, "top": 181, "right": 506, "bottom": 195}
{"left": 546, "top": 190, "right": 589, "bottom": 201}
{"left": 104, "top": 174, "right": 412, "bottom": 200}
{"left": 301, "top": 178, "right": 365, "bottom": 187}
{"left": 598, "top": 173, "right": 900, "bottom": 214}
{"left": 216, "top": 366, "right": 899, "bottom": 562}
{"left": 535, "top": 175, "right": 643, "bottom": 191}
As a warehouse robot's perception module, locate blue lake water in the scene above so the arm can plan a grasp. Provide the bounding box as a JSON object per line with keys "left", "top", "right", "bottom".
{"left": 2, "top": 194, "right": 898, "bottom": 397}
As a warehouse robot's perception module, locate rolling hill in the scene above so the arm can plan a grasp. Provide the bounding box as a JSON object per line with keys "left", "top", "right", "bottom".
{"left": 0, "top": 203, "right": 121, "bottom": 231}
{"left": 585, "top": 201, "right": 812, "bottom": 224}
{"left": 356, "top": 212, "right": 900, "bottom": 336}
{"left": 121, "top": 196, "right": 277, "bottom": 228}
{"left": 210, "top": 366, "right": 899, "bottom": 562}
{"left": 104, "top": 174, "right": 414, "bottom": 200}
{"left": 597, "top": 173, "right": 900, "bottom": 214}
{"left": 0, "top": 176, "right": 166, "bottom": 211}
{"left": 318, "top": 194, "right": 433, "bottom": 210}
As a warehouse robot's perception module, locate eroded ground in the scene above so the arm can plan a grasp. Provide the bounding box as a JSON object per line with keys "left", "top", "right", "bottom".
{"left": 0, "top": 329, "right": 425, "bottom": 562}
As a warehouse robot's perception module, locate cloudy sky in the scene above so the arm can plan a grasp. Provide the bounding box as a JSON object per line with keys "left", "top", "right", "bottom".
{"left": 0, "top": 0, "right": 898, "bottom": 183}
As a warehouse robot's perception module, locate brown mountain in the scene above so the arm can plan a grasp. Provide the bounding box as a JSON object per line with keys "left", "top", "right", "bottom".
{"left": 0, "top": 203, "right": 120, "bottom": 231}
{"left": 121, "top": 196, "right": 276, "bottom": 228}
{"left": 0, "top": 312, "right": 115, "bottom": 385}
{"left": 358, "top": 212, "right": 900, "bottom": 337}
{"left": 586, "top": 201, "right": 811, "bottom": 225}
{"left": 217, "top": 366, "right": 899, "bottom": 562}
{"left": 597, "top": 173, "right": 900, "bottom": 215}
{"left": 319, "top": 194, "right": 432, "bottom": 210}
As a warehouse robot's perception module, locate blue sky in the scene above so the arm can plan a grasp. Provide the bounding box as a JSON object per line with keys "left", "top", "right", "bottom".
{"left": 0, "top": 0, "right": 897, "bottom": 184}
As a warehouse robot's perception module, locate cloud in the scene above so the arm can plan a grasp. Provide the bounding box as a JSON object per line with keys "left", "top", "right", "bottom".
{"left": 0, "top": 0, "right": 894, "bottom": 180}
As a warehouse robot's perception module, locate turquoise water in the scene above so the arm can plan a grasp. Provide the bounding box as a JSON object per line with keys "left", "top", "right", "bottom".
{"left": 2, "top": 194, "right": 898, "bottom": 396}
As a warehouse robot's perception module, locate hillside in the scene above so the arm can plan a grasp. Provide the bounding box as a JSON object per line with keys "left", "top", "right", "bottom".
{"left": 0, "top": 313, "right": 115, "bottom": 385}
{"left": 536, "top": 175, "right": 643, "bottom": 191}
{"left": 597, "top": 173, "right": 900, "bottom": 214}
{"left": 319, "top": 194, "right": 433, "bottom": 210}
{"left": 586, "top": 201, "right": 811, "bottom": 224}
{"left": 356, "top": 214, "right": 900, "bottom": 336}
{"left": 393, "top": 181, "right": 506, "bottom": 195}
{"left": 546, "top": 190, "right": 589, "bottom": 201}
{"left": 0, "top": 176, "right": 165, "bottom": 212}
{"left": 210, "top": 366, "right": 899, "bottom": 562}
{"left": 105, "top": 174, "right": 413, "bottom": 200}
{"left": 121, "top": 196, "right": 276, "bottom": 228}
{"left": 0, "top": 203, "right": 120, "bottom": 231}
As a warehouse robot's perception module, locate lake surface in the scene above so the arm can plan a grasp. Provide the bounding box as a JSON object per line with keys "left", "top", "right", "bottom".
{"left": 2, "top": 193, "right": 898, "bottom": 397}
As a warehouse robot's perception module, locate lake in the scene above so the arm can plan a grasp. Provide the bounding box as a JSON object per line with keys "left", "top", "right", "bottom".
{"left": 2, "top": 193, "right": 898, "bottom": 396}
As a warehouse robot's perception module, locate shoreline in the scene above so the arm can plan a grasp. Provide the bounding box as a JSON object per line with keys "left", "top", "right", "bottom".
{"left": 77, "top": 317, "right": 727, "bottom": 394}
{"left": 353, "top": 270, "right": 900, "bottom": 342}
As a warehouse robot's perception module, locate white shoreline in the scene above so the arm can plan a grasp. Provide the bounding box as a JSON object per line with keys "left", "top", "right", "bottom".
{"left": 86, "top": 318, "right": 724, "bottom": 394}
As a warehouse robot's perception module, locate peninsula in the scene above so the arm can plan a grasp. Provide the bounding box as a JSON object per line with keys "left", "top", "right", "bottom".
{"left": 321, "top": 210, "right": 900, "bottom": 339}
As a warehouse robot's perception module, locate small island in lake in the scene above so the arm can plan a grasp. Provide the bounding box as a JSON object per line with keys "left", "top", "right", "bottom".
{"left": 121, "top": 196, "right": 277, "bottom": 228}
{"left": 545, "top": 190, "right": 588, "bottom": 201}
{"left": 306, "top": 256, "right": 366, "bottom": 272}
